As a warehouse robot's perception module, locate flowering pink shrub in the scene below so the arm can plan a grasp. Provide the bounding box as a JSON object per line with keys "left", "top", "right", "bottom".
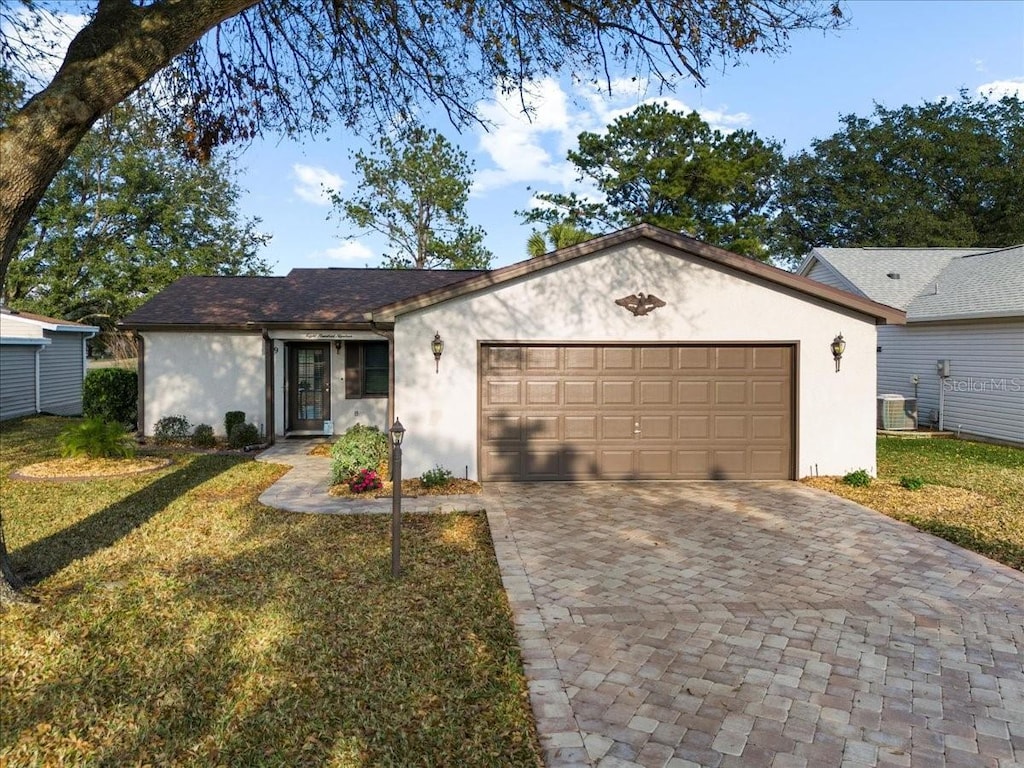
{"left": 348, "top": 468, "right": 382, "bottom": 493}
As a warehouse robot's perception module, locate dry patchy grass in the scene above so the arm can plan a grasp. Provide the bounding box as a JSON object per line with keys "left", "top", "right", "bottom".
{"left": 804, "top": 437, "right": 1024, "bottom": 571}
{"left": 1, "top": 416, "right": 541, "bottom": 767}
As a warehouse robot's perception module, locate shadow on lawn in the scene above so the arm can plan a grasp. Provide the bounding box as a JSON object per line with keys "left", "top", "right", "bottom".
{"left": 10, "top": 512, "right": 540, "bottom": 767}
{"left": 10, "top": 456, "right": 240, "bottom": 585}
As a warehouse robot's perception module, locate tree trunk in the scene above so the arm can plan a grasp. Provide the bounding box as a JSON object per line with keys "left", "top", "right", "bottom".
{"left": 0, "top": 0, "right": 258, "bottom": 290}
{"left": 0, "top": 512, "right": 34, "bottom": 608}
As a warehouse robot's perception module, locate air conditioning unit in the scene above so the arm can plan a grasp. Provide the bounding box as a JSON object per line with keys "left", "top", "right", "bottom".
{"left": 877, "top": 394, "right": 917, "bottom": 430}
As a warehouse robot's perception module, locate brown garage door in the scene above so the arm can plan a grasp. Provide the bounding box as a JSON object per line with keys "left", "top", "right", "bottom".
{"left": 479, "top": 344, "right": 793, "bottom": 481}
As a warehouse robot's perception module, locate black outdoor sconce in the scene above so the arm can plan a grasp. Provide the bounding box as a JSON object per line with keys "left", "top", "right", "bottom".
{"left": 431, "top": 331, "right": 444, "bottom": 373}
{"left": 334, "top": 339, "right": 343, "bottom": 354}
{"left": 831, "top": 333, "right": 846, "bottom": 373}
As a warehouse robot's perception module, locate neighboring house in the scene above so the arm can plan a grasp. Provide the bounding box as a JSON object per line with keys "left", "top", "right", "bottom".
{"left": 121, "top": 224, "right": 903, "bottom": 480}
{"left": 799, "top": 246, "right": 1024, "bottom": 445}
{"left": 0, "top": 308, "right": 99, "bottom": 422}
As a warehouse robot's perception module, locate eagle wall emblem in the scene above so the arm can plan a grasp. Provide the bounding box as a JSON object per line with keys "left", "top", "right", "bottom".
{"left": 615, "top": 292, "right": 666, "bottom": 316}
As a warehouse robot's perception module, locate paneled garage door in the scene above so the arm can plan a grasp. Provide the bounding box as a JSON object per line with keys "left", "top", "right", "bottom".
{"left": 479, "top": 344, "right": 793, "bottom": 481}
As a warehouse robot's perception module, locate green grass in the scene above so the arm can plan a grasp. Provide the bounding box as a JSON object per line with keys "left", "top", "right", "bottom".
{"left": 1, "top": 416, "right": 541, "bottom": 767}
{"left": 808, "top": 437, "right": 1023, "bottom": 571}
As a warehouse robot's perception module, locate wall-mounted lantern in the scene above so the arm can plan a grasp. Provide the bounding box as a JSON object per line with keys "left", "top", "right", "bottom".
{"left": 334, "top": 339, "right": 343, "bottom": 354}
{"left": 431, "top": 331, "right": 444, "bottom": 373}
{"left": 830, "top": 333, "right": 846, "bottom": 373}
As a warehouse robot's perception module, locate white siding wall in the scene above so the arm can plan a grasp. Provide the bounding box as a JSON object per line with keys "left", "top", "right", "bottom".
{"left": 807, "top": 262, "right": 857, "bottom": 293}
{"left": 0, "top": 344, "right": 39, "bottom": 420}
{"left": 877, "top": 321, "right": 1024, "bottom": 444}
{"left": 142, "top": 332, "right": 266, "bottom": 436}
{"left": 394, "top": 241, "right": 880, "bottom": 479}
{"left": 39, "top": 331, "right": 86, "bottom": 415}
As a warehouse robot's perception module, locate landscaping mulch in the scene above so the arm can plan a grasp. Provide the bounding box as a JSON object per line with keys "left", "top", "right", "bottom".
{"left": 329, "top": 477, "right": 482, "bottom": 498}
{"left": 804, "top": 437, "right": 1024, "bottom": 572}
{"left": 11, "top": 456, "right": 171, "bottom": 480}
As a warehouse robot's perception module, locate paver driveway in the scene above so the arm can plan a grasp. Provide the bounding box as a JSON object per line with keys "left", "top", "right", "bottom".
{"left": 484, "top": 482, "right": 1024, "bottom": 768}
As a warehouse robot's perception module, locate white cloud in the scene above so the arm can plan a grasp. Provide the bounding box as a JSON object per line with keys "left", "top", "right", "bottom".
{"left": 292, "top": 164, "right": 342, "bottom": 206}
{"left": 976, "top": 77, "right": 1024, "bottom": 100}
{"left": 472, "top": 77, "right": 751, "bottom": 195}
{"left": 318, "top": 241, "right": 374, "bottom": 263}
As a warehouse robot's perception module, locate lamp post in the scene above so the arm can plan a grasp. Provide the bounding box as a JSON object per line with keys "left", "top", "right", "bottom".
{"left": 389, "top": 418, "right": 406, "bottom": 578}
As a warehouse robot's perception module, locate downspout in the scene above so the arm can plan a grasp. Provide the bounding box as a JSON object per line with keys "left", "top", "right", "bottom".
{"left": 34, "top": 345, "right": 42, "bottom": 414}
{"left": 262, "top": 329, "right": 275, "bottom": 445}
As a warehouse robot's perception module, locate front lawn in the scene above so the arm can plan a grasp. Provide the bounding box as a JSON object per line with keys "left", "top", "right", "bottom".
{"left": 804, "top": 437, "right": 1024, "bottom": 571}
{"left": 1, "top": 416, "right": 541, "bottom": 767}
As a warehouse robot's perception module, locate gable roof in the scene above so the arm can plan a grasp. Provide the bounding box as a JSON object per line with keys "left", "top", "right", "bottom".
{"left": 370, "top": 224, "right": 906, "bottom": 325}
{"left": 0, "top": 307, "right": 99, "bottom": 333}
{"left": 799, "top": 245, "right": 1023, "bottom": 321}
{"left": 120, "top": 268, "right": 485, "bottom": 329}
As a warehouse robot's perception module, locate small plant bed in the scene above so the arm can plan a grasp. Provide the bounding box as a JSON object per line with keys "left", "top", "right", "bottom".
{"left": 12, "top": 456, "right": 171, "bottom": 481}
{"left": 330, "top": 477, "right": 483, "bottom": 499}
{"left": 803, "top": 437, "right": 1024, "bottom": 571}
{"left": 307, "top": 441, "right": 334, "bottom": 457}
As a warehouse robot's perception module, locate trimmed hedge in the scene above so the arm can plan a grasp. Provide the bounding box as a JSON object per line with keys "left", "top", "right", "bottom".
{"left": 83, "top": 368, "right": 138, "bottom": 427}
{"left": 228, "top": 422, "right": 260, "bottom": 449}
{"left": 225, "top": 411, "right": 246, "bottom": 438}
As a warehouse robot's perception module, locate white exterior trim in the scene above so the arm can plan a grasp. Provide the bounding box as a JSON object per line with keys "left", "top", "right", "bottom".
{"left": 0, "top": 337, "right": 51, "bottom": 346}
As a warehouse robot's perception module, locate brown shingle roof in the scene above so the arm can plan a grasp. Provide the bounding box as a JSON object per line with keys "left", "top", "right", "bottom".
{"left": 120, "top": 269, "right": 485, "bottom": 328}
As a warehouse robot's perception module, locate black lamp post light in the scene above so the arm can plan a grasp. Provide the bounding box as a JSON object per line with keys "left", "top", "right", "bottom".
{"left": 831, "top": 333, "right": 846, "bottom": 373}
{"left": 389, "top": 418, "right": 406, "bottom": 578}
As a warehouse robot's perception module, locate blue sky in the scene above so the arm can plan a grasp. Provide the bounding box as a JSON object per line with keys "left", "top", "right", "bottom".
{"left": 13, "top": 1, "right": 1024, "bottom": 273}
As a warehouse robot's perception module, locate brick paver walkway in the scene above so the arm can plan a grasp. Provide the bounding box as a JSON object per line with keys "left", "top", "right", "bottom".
{"left": 484, "top": 482, "right": 1024, "bottom": 768}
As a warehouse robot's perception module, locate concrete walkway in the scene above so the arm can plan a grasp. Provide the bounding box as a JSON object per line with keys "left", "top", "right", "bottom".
{"left": 485, "top": 482, "right": 1024, "bottom": 768}
{"left": 254, "top": 440, "right": 485, "bottom": 514}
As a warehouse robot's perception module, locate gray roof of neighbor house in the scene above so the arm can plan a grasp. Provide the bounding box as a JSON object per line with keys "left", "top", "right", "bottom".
{"left": 0, "top": 307, "right": 99, "bottom": 332}
{"left": 799, "top": 245, "right": 1024, "bottom": 321}
{"left": 907, "top": 245, "right": 1024, "bottom": 321}
{"left": 120, "top": 268, "right": 486, "bottom": 328}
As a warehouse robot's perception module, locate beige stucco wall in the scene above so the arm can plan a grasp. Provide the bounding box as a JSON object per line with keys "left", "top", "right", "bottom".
{"left": 142, "top": 331, "right": 266, "bottom": 436}
{"left": 393, "top": 241, "right": 880, "bottom": 479}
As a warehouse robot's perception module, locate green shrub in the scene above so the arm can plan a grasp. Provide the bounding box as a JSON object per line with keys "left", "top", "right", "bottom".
{"left": 842, "top": 469, "right": 872, "bottom": 487}
{"left": 331, "top": 424, "right": 388, "bottom": 485}
{"left": 899, "top": 475, "right": 926, "bottom": 491}
{"left": 83, "top": 368, "right": 137, "bottom": 427}
{"left": 191, "top": 423, "right": 217, "bottom": 448}
{"left": 58, "top": 418, "right": 135, "bottom": 459}
{"left": 154, "top": 415, "right": 191, "bottom": 445}
{"left": 420, "top": 465, "right": 454, "bottom": 489}
{"left": 228, "top": 422, "right": 260, "bottom": 449}
{"left": 224, "top": 411, "right": 246, "bottom": 438}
